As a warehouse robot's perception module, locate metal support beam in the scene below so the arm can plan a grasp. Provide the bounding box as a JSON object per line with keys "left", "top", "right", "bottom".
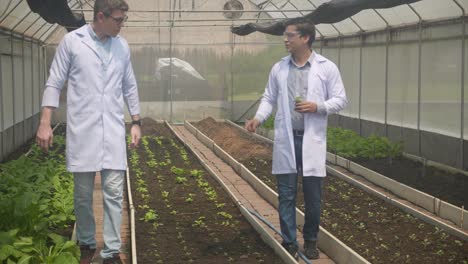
{"left": 0, "top": 43, "right": 4, "bottom": 160}
{"left": 358, "top": 33, "right": 363, "bottom": 136}
{"left": 453, "top": 0, "right": 465, "bottom": 169}
{"left": 72, "top": 8, "right": 314, "bottom": 13}
{"left": 21, "top": 37, "right": 25, "bottom": 144}
{"left": 10, "top": 32, "right": 16, "bottom": 151}
{"left": 407, "top": 4, "right": 423, "bottom": 157}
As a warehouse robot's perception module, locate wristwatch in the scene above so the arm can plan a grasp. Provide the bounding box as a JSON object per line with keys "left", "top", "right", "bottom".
{"left": 131, "top": 119, "right": 142, "bottom": 126}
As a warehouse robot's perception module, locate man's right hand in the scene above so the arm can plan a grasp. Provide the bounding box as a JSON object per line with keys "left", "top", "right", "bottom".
{"left": 245, "top": 118, "right": 260, "bottom": 133}
{"left": 36, "top": 123, "right": 54, "bottom": 153}
{"left": 36, "top": 107, "right": 54, "bottom": 153}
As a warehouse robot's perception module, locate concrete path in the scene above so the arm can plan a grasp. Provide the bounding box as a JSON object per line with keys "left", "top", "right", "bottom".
{"left": 173, "top": 125, "right": 335, "bottom": 264}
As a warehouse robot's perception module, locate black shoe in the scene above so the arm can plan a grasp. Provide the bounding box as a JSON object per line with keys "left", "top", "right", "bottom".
{"left": 102, "top": 253, "right": 123, "bottom": 264}
{"left": 281, "top": 242, "right": 298, "bottom": 260}
{"left": 304, "top": 240, "right": 320, "bottom": 259}
{"left": 79, "top": 245, "right": 96, "bottom": 264}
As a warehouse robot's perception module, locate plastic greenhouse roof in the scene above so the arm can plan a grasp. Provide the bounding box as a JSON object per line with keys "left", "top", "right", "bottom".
{"left": 0, "top": 0, "right": 466, "bottom": 43}
{"left": 0, "top": 0, "right": 83, "bottom": 42}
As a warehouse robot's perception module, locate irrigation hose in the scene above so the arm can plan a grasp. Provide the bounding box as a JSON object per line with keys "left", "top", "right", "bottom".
{"left": 247, "top": 209, "right": 312, "bottom": 264}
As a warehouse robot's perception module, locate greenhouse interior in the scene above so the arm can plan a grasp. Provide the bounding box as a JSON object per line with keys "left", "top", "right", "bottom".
{"left": 0, "top": 0, "right": 467, "bottom": 263}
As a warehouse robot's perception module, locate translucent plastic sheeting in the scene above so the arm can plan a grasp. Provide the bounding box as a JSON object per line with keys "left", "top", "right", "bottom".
{"left": 13, "top": 39, "right": 23, "bottom": 124}
{"left": 0, "top": 35, "right": 11, "bottom": 54}
{"left": 11, "top": 11, "right": 38, "bottom": 34}
{"left": 126, "top": 28, "right": 237, "bottom": 122}
{"left": 0, "top": 0, "right": 31, "bottom": 31}
{"left": 339, "top": 47, "right": 361, "bottom": 118}
{"left": 232, "top": 41, "right": 286, "bottom": 121}
{"left": 412, "top": 0, "right": 463, "bottom": 21}
{"left": 247, "top": 0, "right": 465, "bottom": 39}
{"left": 32, "top": 43, "right": 40, "bottom": 114}
{"left": 128, "top": 44, "right": 172, "bottom": 121}
{"left": 423, "top": 22, "right": 465, "bottom": 40}
{"left": 352, "top": 10, "right": 387, "bottom": 32}
{"left": 420, "top": 39, "right": 462, "bottom": 137}
{"left": 321, "top": 46, "right": 339, "bottom": 65}
{"left": 376, "top": 5, "right": 420, "bottom": 28}
{"left": 360, "top": 46, "right": 386, "bottom": 123}
{"left": 332, "top": 18, "right": 361, "bottom": 35}
{"left": 39, "top": 25, "right": 59, "bottom": 43}
{"left": 1, "top": 55, "right": 13, "bottom": 130}
{"left": 24, "top": 41, "right": 33, "bottom": 118}
{"left": 387, "top": 43, "right": 419, "bottom": 129}
{"left": 0, "top": 0, "right": 83, "bottom": 40}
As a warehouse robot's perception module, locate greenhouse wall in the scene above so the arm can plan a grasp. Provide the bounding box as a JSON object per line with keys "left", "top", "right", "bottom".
{"left": 42, "top": 17, "right": 468, "bottom": 170}
{"left": 325, "top": 18, "right": 468, "bottom": 170}
{"left": 0, "top": 30, "right": 46, "bottom": 161}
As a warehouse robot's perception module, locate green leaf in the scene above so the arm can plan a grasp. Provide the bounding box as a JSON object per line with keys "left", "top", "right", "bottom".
{"left": 47, "top": 233, "right": 65, "bottom": 246}
{"left": 0, "top": 244, "right": 22, "bottom": 261}
{"left": 52, "top": 252, "right": 79, "bottom": 264}
{"left": 16, "top": 255, "right": 32, "bottom": 264}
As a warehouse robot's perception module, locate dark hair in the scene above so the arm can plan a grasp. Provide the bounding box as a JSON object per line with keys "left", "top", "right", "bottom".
{"left": 284, "top": 17, "right": 316, "bottom": 47}
{"left": 94, "top": 0, "right": 129, "bottom": 21}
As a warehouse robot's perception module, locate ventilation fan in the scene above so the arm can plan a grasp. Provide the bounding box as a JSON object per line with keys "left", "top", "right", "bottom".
{"left": 223, "top": 0, "right": 244, "bottom": 19}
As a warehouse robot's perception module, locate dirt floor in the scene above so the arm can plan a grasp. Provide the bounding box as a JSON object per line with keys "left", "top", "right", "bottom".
{"left": 128, "top": 118, "right": 284, "bottom": 264}
{"left": 194, "top": 117, "right": 468, "bottom": 264}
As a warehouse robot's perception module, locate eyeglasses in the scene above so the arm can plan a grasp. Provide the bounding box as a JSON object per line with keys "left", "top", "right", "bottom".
{"left": 108, "top": 15, "right": 128, "bottom": 24}
{"left": 283, "top": 31, "right": 301, "bottom": 40}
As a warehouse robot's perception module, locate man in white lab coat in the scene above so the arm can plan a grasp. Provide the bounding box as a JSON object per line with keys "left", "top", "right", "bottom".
{"left": 246, "top": 17, "right": 347, "bottom": 259}
{"left": 36, "top": 0, "right": 140, "bottom": 263}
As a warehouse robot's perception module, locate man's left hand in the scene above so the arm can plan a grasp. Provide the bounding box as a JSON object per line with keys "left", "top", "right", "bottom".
{"left": 130, "top": 125, "right": 141, "bottom": 149}
{"left": 295, "top": 101, "right": 318, "bottom": 113}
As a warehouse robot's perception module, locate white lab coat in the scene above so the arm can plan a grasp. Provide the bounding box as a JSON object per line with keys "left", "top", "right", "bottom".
{"left": 255, "top": 53, "right": 347, "bottom": 177}
{"left": 42, "top": 25, "right": 140, "bottom": 172}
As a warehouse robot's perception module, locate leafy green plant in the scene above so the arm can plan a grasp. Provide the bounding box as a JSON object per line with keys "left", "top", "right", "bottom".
{"left": 190, "top": 170, "right": 203, "bottom": 178}
{"left": 0, "top": 230, "right": 80, "bottom": 264}
{"left": 171, "top": 166, "right": 185, "bottom": 176}
{"left": 192, "top": 217, "right": 207, "bottom": 228}
{"left": 326, "top": 127, "right": 403, "bottom": 162}
{"left": 141, "top": 209, "right": 158, "bottom": 222}
{"left": 175, "top": 176, "right": 187, "bottom": 184}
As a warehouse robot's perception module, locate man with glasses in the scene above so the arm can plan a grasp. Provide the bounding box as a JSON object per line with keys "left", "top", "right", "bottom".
{"left": 245, "top": 17, "right": 347, "bottom": 260}
{"left": 36, "top": 0, "right": 140, "bottom": 263}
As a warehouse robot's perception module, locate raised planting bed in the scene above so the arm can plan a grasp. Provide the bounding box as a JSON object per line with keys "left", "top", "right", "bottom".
{"left": 327, "top": 127, "right": 467, "bottom": 208}
{"left": 194, "top": 117, "right": 468, "bottom": 264}
{"left": 256, "top": 126, "right": 468, "bottom": 231}
{"left": 261, "top": 120, "right": 467, "bottom": 208}
{"left": 350, "top": 157, "right": 467, "bottom": 206}
{"left": 0, "top": 124, "right": 80, "bottom": 263}
{"left": 127, "top": 118, "right": 285, "bottom": 264}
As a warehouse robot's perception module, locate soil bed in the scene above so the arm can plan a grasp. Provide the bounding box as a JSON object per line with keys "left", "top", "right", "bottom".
{"left": 195, "top": 117, "right": 468, "bottom": 264}
{"left": 128, "top": 118, "right": 284, "bottom": 264}
{"left": 351, "top": 157, "right": 467, "bottom": 207}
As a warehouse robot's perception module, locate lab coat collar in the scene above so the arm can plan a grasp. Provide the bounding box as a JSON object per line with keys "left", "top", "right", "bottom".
{"left": 281, "top": 51, "right": 327, "bottom": 65}
{"left": 74, "top": 24, "right": 116, "bottom": 64}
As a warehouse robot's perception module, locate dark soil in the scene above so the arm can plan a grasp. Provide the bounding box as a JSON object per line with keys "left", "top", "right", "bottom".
{"left": 352, "top": 157, "right": 467, "bottom": 208}
{"left": 128, "top": 120, "right": 284, "bottom": 264}
{"left": 194, "top": 117, "right": 468, "bottom": 264}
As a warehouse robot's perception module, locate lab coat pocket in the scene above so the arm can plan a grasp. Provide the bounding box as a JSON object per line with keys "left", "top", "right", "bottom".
{"left": 309, "top": 73, "right": 326, "bottom": 102}
{"left": 273, "top": 115, "right": 286, "bottom": 141}
{"left": 305, "top": 115, "right": 327, "bottom": 142}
